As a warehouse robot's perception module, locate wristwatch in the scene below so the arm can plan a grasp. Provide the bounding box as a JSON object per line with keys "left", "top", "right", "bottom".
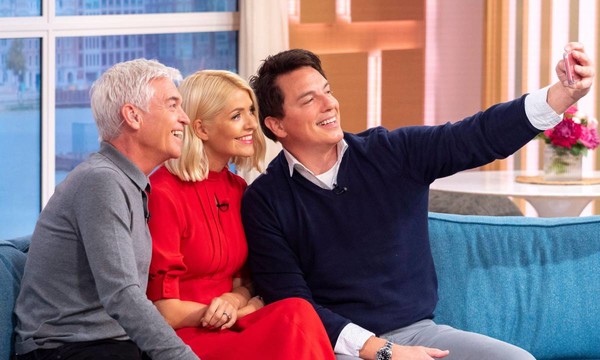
{"left": 375, "top": 340, "right": 393, "bottom": 360}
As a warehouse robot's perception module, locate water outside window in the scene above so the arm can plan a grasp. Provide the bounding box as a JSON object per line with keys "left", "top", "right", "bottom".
{"left": 0, "top": 38, "right": 41, "bottom": 239}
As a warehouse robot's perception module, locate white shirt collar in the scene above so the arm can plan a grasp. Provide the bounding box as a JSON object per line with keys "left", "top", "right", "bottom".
{"left": 283, "top": 139, "right": 348, "bottom": 190}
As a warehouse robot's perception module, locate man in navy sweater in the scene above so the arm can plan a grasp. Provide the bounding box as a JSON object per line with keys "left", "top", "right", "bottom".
{"left": 241, "top": 45, "right": 594, "bottom": 360}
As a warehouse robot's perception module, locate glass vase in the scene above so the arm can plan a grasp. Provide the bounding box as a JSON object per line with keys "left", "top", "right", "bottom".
{"left": 543, "top": 145, "right": 583, "bottom": 181}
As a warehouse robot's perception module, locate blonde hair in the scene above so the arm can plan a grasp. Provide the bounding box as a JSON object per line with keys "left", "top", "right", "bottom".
{"left": 165, "top": 70, "right": 266, "bottom": 182}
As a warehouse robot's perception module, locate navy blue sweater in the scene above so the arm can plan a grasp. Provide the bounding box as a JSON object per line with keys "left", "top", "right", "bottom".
{"left": 242, "top": 95, "right": 539, "bottom": 345}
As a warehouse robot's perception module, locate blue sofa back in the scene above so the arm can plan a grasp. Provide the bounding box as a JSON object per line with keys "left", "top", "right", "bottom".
{"left": 3, "top": 217, "right": 599, "bottom": 359}
{"left": 0, "top": 236, "right": 30, "bottom": 359}
{"left": 428, "top": 212, "right": 600, "bottom": 360}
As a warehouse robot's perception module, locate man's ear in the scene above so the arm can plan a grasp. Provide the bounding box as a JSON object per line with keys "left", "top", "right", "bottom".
{"left": 193, "top": 119, "right": 209, "bottom": 141}
{"left": 264, "top": 116, "right": 286, "bottom": 139}
{"left": 121, "top": 104, "right": 142, "bottom": 130}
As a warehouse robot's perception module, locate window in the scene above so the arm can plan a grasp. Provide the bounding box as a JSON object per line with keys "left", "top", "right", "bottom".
{"left": 55, "top": 32, "right": 237, "bottom": 184}
{"left": 0, "top": 38, "right": 41, "bottom": 239}
{"left": 0, "top": 1, "right": 239, "bottom": 239}
{"left": 0, "top": 1, "right": 42, "bottom": 17}
{"left": 57, "top": 0, "right": 237, "bottom": 15}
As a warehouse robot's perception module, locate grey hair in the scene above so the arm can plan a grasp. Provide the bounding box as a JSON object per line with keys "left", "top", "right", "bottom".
{"left": 90, "top": 58, "right": 183, "bottom": 141}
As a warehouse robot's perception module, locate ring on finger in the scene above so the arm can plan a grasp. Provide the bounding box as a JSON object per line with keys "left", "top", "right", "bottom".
{"left": 222, "top": 311, "right": 232, "bottom": 321}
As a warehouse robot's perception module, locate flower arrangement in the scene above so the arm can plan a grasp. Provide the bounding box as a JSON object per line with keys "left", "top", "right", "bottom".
{"left": 537, "top": 106, "right": 599, "bottom": 156}
{"left": 538, "top": 106, "right": 599, "bottom": 180}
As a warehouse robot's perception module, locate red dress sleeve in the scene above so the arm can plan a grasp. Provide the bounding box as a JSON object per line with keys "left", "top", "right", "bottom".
{"left": 146, "top": 170, "right": 187, "bottom": 301}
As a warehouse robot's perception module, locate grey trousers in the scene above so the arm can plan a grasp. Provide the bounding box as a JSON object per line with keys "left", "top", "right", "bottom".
{"left": 335, "top": 319, "right": 535, "bottom": 360}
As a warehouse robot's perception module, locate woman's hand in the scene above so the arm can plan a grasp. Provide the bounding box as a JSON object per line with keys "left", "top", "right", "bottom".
{"left": 200, "top": 279, "right": 257, "bottom": 329}
{"left": 201, "top": 295, "right": 237, "bottom": 330}
{"left": 237, "top": 295, "right": 265, "bottom": 318}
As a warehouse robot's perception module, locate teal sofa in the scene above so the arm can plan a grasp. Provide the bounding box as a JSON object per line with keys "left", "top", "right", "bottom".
{"left": 0, "top": 235, "right": 29, "bottom": 359}
{"left": 429, "top": 212, "right": 600, "bottom": 360}
{"left": 2, "top": 214, "right": 599, "bottom": 359}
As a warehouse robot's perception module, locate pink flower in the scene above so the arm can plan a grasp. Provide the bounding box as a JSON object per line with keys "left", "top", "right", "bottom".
{"left": 579, "top": 127, "right": 600, "bottom": 149}
{"left": 537, "top": 106, "right": 600, "bottom": 155}
{"left": 549, "top": 118, "right": 581, "bottom": 148}
{"left": 565, "top": 106, "right": 578, "bottom": 116}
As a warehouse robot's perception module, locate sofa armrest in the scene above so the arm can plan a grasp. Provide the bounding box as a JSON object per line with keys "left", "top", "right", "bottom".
{"left": 0, "top": 236, "right": 31, "bottom": 358}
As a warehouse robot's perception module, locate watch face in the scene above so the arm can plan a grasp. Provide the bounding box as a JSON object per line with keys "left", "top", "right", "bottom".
{"left": 376, "top": 346, "right": 392, "bottom": 360}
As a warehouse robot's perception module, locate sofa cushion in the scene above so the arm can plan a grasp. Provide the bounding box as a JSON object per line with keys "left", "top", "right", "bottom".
{"left": 0, "top": 236, "right": 30, "bottom": 359}
{"left": 428, "top": 212, "right": 600, "bottom": 360}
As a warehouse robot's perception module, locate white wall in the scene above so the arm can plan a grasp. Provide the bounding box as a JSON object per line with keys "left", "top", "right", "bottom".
{"left": 425, "top": 0, "right": 485, "bottom": 126}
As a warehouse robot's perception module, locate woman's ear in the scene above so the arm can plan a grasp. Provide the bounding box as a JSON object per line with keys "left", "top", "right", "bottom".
{"left": 264, "top": 116, "right": 286, "bottom": 139}
{"left": 121, "top": 104, "right": 142, "bottom": 130}
{"left": 193, "top": 119, "right": 209, "bottom": 141}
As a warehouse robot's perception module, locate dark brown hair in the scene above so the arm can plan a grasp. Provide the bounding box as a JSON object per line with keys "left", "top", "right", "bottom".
{"left": 249, "top": 49, "right": 328, "bottom": 141}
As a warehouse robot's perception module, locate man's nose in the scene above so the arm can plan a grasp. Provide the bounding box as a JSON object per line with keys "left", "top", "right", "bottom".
{"left": 179, "top": 108, "right": 190, "bottom": 124}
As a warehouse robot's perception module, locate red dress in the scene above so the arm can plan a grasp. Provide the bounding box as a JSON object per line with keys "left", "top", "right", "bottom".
{"left": 147, "top": 166, "right": 335, "bottom": 360}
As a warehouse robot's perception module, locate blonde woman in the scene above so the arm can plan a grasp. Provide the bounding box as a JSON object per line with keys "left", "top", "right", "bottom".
{"left": 146, "top": 70, "right": 335, "bottom": 359}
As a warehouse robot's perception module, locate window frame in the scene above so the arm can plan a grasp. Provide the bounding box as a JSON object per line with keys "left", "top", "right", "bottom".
{"left": 0, "top": 2, "right": 240, "bottom": 208}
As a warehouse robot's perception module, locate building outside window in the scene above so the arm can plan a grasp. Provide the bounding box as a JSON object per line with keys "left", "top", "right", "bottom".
{"left": 0, "top": 0, "right": 239, "bottom": 239}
